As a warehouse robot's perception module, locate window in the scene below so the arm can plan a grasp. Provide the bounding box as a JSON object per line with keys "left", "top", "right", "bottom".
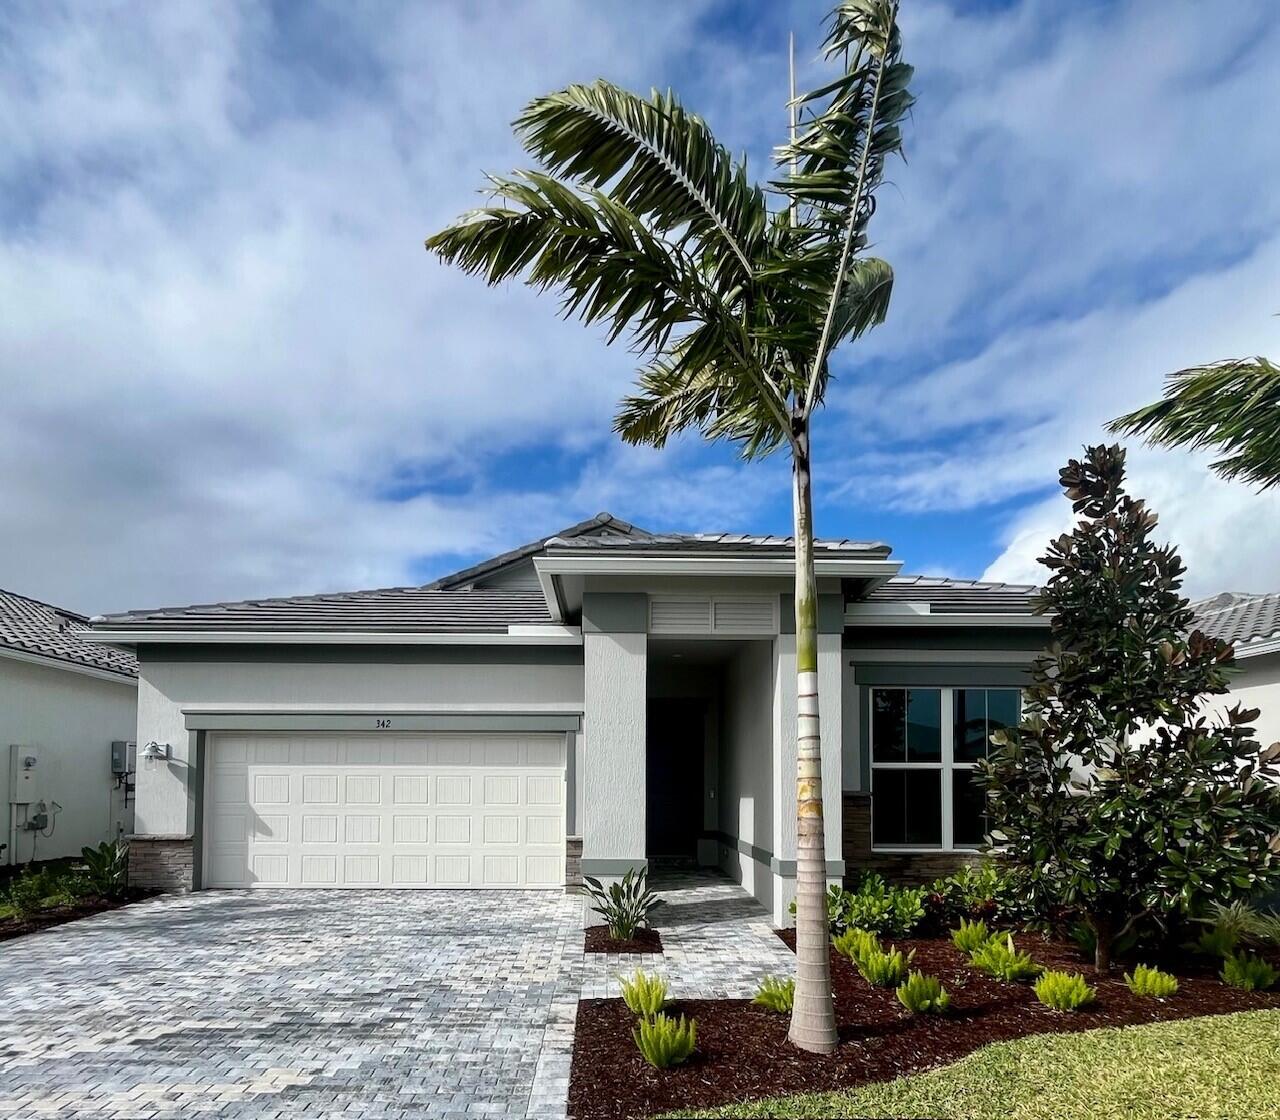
{"left": 870, "top": 687, "right": 1020, "bottom": 850}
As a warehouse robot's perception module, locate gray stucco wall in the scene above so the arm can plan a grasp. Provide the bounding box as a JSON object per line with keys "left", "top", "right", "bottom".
{"left": 0, "top": 656, "right": 137, "bottom": 863}
{"left": 133, "top": 647, "right": 585, "bottom": 838}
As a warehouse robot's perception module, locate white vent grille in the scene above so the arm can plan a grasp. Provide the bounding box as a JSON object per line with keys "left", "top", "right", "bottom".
{"left": 649, "top": 597, "right": 712, "bottom": 634}
{"left": 712, "top": 597, "right": 777, "bottom": 634}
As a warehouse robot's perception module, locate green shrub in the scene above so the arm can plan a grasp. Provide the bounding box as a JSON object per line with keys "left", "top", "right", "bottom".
{"left": 5, "top": 869, "right": 51, "bottom": 918}
{"left": 1199, "top": 900, "right": 1280, "bottom": 950}
{"left": 832, "top": 927, "right": 880, "bottom": 967}
{"left": 1221, "top": 952, "right": 1278, "bottom": 992}
{"left": 895, "top": 971, "right": 950, "bottom": 1014}
{"left": 1194, "top": 926, "right": 1239, "bottom": 959}
{"left": 951, "top": 917, "right": 993, "bottom": 954}
{"left": 619, "top": 970, "right": 667, "bottom": 1017}
{"left": 752, "top": 975, "right": 795, "bottom": 1013}
{"left": 970, "top": 934, "right": 1042, "bottom": 981}
{"left": 633, "top": 1013, "right": 697, "bottom": 1069}
{"left": 1249, "top": 909, "right": 1280, "bottom": 948}
{"left": 79, "top": 840, "right": 129, "bottom": 898}
{"left": 1034, "top": 970, "right": 1096, "bottom": 1011}
{"left": 926, "top": 862, "right": 1025, "bottom": 926}
{"left": 856, "top": 944, "right": 914, "bottom": 987}
{"left": 1124, "top": 964, "right": 1179, "bottom": 999}
{"left": 803, "top": 874, "right": 928, "bottom": 938}
{"left": 584, "top": 868, "right": 662, "bottom": 940}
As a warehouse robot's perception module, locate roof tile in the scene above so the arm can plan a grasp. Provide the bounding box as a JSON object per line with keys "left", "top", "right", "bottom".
{"left": 1, "top": 590, "right": 137, "bottom": 677}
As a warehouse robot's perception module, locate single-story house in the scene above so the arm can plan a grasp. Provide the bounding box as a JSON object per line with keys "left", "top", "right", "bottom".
{"left": 1, "top": 589, "right": 138, "bottom": 866}
{"left": 85, "top": 514, "right": 1047, "bottom": 924}
{"left": 1194, "top": 591, "right": 1280, "bottom": 749}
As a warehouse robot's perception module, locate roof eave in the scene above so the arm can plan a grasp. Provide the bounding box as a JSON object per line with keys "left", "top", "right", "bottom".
{"left": 79, "top": 626, "right": 583, "bottom": 647}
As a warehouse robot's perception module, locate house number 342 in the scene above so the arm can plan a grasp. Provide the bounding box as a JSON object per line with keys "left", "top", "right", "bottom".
{"left": 375, "top": 718, "right": 393, "bottom": 729}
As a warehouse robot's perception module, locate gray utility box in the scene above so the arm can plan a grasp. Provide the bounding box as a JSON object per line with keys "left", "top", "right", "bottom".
{"left": 111, "top": 740, "right": 137, "bottom": 776}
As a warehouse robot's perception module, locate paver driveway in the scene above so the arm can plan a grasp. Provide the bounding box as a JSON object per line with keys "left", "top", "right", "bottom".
{"left": 0, "top": 890, "right": 581, "bottom": 1120}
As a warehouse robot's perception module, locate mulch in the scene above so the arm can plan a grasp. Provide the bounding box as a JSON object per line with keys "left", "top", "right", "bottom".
{"left": 585, "top": 925, "right": 664, "bottom": 954}
{"left": 568, "top": 929, "right": 1280, "bottom": 1119}
{"left": 0, "top": 894, "right": 148, "bottom": 943}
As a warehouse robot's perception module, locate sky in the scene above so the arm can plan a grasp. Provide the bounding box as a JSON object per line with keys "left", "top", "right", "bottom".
{"left": 2, "top": 0, "right": 1279, "bottom": 616}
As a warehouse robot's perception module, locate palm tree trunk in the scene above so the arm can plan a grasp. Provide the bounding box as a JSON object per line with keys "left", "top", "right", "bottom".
{"left": 787, "top": 422, "right": 838, "bottom": 1054}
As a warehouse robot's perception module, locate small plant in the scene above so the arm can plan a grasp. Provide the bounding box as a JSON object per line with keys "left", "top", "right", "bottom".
{"left": 1193, "top": 926, "right": 1239, "bottom": 959}
{"left": 752, "top": 975, "right": 795, "bottom": 1013}
{"left": 619, "top": 970, "right": 667, "bottom": 1018}
{"left": 1249, "top": 909, "right": 1280, "bottom": 948}
{"left": 895, "top": 971, "right": 950, "bottom": 1015}
{"left": 951, "top": 917, "right": 993, "bottom": 954}
{"left": 856, "top": 944, "right": 914, "bottom": 987}
{"left": 1034, "top": 969, "right": 1096, "bottom": 1011}
{"left": 583, "top": 867, "right": 662, "bottom": 941}
{"left": 970, "top": 934, "right": 1042, "bottom": 981}
{"left": 1221, "top": 951, "right": 1278, "bottom": 992}
{"left": 79, "top": 839, "right": 129, "bottom": 898}
{"left": 832, "top": 927, "right": 880, "bottom": 967}
{"left": 633, "top": 1013, "right": 697, "bottom": 1069}
{"left": 5, "top": 869, "right": 51, "bottom": 918}
{"left": 1124, "top": 964, "right": 1179, "bottom": 999}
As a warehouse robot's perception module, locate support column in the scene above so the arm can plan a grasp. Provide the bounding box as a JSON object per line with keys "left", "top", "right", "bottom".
{"left": 581, "top": 594, "right": 648, "bottom": 925}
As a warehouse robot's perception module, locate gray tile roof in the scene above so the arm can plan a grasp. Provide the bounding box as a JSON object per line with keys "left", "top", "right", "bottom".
{"left": 0, "top": 589, "right": 137, "bottom": 678}
{"left": 93, "top": 587, "right": 554, "bottom": 633}
{"left": 545, "top": 531, "right": 892, "bottom": 557}
{"left": 1193, "top": 591, "right": 1280, "bottom": 651}
{"left": 428, "top": 513, "right": 648, "bottom": 590}
{"left": 865, "top": 575, "right": 1042, "bottom": 615}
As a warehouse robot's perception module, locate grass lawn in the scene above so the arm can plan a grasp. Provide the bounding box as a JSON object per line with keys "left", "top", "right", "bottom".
{"left": 666, "top": 1009, "right": 1280, "bottom": 1119}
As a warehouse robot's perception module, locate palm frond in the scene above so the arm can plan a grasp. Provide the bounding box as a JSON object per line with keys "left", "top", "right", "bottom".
{"left": 1110, "top": 356, "right": 1280, "bottom": 490}
{"left": 516, "top": 81, "right": 768, "bottom": 286}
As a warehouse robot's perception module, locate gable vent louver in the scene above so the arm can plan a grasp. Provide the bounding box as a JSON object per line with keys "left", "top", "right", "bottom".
{"left": 713, "top": 597, "right": 777, "bottom": 634}
{"left": 649, "top": 597, "right": 712, "bottom": 634}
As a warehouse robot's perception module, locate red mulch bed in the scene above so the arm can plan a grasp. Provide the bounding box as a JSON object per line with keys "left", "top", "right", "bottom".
{"left": 569, "top": 930, "right": 1280, "bottom": 1120}
{"left": 585, "top": 925, "right": 664, "bottom": 954}
{"left": 0, "top": 894, "right": 149, "bottom": 943}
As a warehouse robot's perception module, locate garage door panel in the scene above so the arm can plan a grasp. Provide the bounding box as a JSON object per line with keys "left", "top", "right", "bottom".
{"left": 205, "top": 733, "right": 564, "bottom": 889}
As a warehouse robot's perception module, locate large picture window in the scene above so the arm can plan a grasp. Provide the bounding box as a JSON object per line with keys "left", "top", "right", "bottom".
{"left": 870, "top": 687, "right": 1020, "bottom": 850}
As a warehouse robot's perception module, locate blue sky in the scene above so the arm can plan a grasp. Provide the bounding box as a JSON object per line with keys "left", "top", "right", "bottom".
{"left": 2, "top": 0, "right": 1279, "bottom": 614}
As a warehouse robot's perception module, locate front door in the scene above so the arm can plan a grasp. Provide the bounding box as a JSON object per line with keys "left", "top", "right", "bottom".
{"left": 645, "top": 699, "right": 705, "bottom": 862}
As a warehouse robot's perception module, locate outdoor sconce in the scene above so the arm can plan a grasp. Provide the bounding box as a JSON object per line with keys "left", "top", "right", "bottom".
{"left": 140, "top": 741, "right": 171, "bottom": 770}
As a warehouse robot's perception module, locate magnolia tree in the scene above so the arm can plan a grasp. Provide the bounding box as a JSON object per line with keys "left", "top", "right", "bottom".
{"left": 980, "top": 444, "right": 1280, "bottom": 971}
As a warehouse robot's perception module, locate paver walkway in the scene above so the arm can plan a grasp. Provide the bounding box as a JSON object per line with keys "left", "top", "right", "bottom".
{"left": 0, "top": 872, "right": 789, "bottom": 1119}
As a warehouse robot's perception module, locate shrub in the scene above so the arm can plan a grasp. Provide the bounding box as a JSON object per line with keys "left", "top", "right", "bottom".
{"left": 856, "top": 944, "right": 914, "bottom": 987}
{"left": 832, "top": 927, "right": 880, "bottom": 967}
{"left": 619, "top": 970, "right": 667, "bottom": 1018}
{"left": 752, "top": 975, "right": 795, "bottom": 1013}
{"left": 951, "top": 917, "right": 993, "bottom": 954}
{"left": 1125, "top": 964, "right": 1179, "bottom": 999}
{"left": 1194, "top": 926, "right": 1239, "bottom": 959}
{"left": 926, "top": 863, "right": 1025, "bottom": 927}
{"left": 843, "top": 873, "right": 927, "bottom": 938}
{"left": 895, "top": 971, "right": 950, "bottom": 1014}
{"left": 5, "top": 869, "right": 51, "bottom": 918}
{"left": 79, "top": 840, "right": 129, "bottom": 898}
{"left": 970, "top": 934, "right": 1042, "bottom": 981}
{"left": 1221, "top": 952, "right": 1278, "bottom": 992}
{"left": 584, "top": 868, "right": 662, "bottom": 941}
{"left": 978, "top": 446, "right": 1280, "bottom": 972}
{"left": 1034, "top": 970, "right": 1096, "bottom": 1011}
{"left": 1249, "top": 909, "right": 1280, "bottom": 948}
{"left": 633, "top": 1013, "right": 697, "bottom": 1069}
{"left": 1199, "top": 900, "right": 1280, "bottom": 950}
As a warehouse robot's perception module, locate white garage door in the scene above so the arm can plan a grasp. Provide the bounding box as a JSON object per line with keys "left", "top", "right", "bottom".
{"left": 203, "top": 733, "right": 565, "bottom": 888}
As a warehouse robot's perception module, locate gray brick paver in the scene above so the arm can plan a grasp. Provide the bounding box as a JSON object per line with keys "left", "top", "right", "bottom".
{"left": 0, "top": 872, "right": 785, "bottom": 1119}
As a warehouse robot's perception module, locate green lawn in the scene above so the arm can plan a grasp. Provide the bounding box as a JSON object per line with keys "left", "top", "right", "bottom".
{"left": 666, "top": 1010, "right": 1280, "bottom": 1119}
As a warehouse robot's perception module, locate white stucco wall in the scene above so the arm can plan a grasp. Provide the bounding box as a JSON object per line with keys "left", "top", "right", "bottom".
{"left": 134, "top": 654, "right": 585, "bottom": 837}
{"left": 0, "top": 655, "right": 137, "bottom": 864}
{"left": 1214, "top": 652, "right": 1280, "bottom": 753}
{"left": 580, "top": 631, "right": 646, "bottom": 866}
{"left": 718, "top": 639, "right": 775, "bottom": 909}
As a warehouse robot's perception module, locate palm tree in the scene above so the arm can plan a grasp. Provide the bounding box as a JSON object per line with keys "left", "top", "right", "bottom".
{"left": 426, "top": 0, "right": 912, "bottom": 1054}
{"left": 1110, "top": 353, "right": 1280, "bottom": 489}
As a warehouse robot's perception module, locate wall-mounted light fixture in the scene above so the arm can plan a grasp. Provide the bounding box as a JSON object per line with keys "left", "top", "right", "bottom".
{"left": 140, "top": 741, "right": 171, "bottom": 770}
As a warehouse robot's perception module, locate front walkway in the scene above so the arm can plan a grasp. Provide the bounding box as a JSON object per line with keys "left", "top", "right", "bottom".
{"left": 0, "top": 872, "right": 788, "bottom": 1119}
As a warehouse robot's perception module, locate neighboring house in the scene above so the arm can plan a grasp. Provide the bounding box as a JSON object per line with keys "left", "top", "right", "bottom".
{"left": 1194, "top": 591, "right": 1280, "bottom": 748}
{"left": 1, "top": 589, "right": 138, "bottom": 866}
{"left": 85, "top": 514, "right": 1045, "bottom": 922}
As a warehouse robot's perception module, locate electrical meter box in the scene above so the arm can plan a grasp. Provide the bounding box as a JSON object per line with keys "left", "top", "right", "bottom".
{"left": 8, "top": 745, "right": 39, "bottom": 804}
{"left": 111, "top": 740, "right": 137, "bottom": 776}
